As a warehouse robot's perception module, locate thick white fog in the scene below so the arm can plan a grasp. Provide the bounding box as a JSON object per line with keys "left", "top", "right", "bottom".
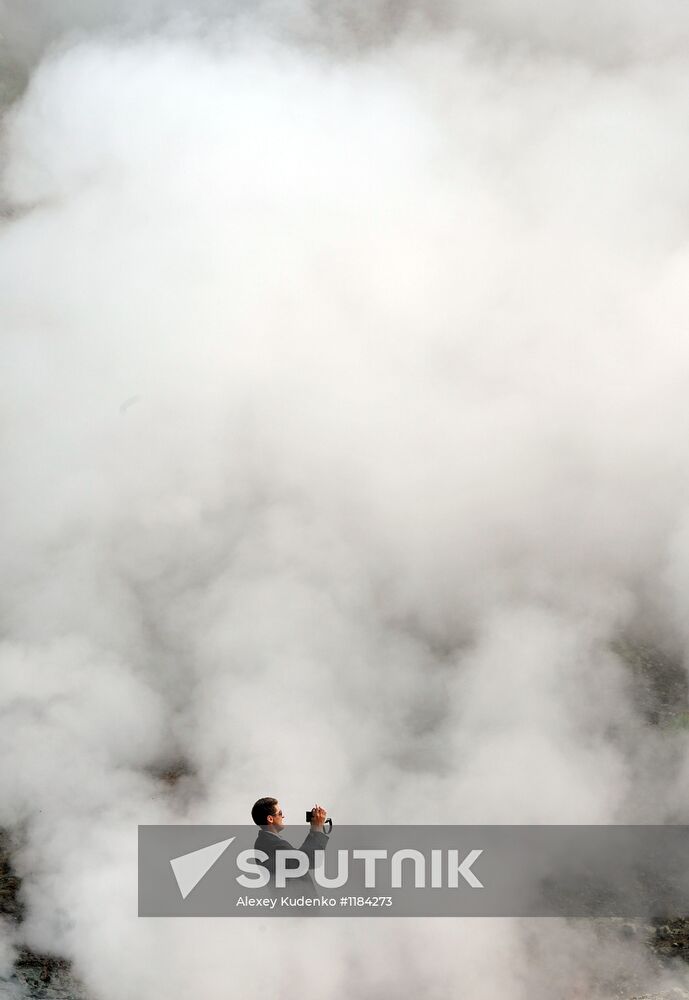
{"left": 2, "top": 1, "right": 689, "bottom": 997}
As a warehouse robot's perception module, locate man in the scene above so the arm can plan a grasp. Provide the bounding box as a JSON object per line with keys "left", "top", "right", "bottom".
{"left": 251, "top": 797, "right": 329, "bottom": 893}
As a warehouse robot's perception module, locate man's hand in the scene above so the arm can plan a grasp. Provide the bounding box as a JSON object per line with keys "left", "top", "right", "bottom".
{"left": 309, "top": 804, "right": 327, "bottom": 831}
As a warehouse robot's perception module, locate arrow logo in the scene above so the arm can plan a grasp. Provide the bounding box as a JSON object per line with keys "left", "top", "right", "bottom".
{"left": 170, "top": 837, "right": 235, "bottom": 899}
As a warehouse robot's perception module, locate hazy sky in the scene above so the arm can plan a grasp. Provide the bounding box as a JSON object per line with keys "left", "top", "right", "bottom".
{"left": 2, "top": 2, "right": 689, "bottom": 997}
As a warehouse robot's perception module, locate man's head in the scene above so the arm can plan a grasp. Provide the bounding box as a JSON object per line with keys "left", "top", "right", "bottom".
{"left": 251, "top": 796, "right": 285, "bottom": 830}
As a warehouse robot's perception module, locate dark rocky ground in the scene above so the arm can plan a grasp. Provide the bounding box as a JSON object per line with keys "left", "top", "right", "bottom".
{"left": 614, "top": 639, "right": 689, "bottom": 729}
{"left": 654, "top": 921, "right": 689, "bottom": 963}
{"left": 8, "top": 954, "right": 88, "bottom": 1000}
{"left": 0, "top": 832, "right": 87, "bottom": 999}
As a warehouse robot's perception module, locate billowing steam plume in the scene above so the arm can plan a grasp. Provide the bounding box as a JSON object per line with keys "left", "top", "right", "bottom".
{"left": 2, "top": 1, "right": 689, "bottom": 997}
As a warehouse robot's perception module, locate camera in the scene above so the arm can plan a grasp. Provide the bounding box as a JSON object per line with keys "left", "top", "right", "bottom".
{"left": 306, "top": 810, "right": 332, "bottom": 833}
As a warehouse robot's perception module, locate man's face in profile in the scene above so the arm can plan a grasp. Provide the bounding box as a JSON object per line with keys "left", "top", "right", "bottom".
{"left": 266, "top": 801, "right": 285, "bottom": 831}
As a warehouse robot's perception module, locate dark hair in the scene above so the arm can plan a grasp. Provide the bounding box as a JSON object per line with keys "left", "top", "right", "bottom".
{"left": 251, "top": 797, "right": 278, "bottom": 826}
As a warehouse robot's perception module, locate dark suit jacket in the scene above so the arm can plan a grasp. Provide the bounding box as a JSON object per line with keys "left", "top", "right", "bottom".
{"left": 254, "top": 827, "right": 329, "bottom": 894}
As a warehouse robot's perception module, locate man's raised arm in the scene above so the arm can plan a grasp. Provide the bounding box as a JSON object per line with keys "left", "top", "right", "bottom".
{"left": 298, "top": 803, "right": 329, "bottom": 866}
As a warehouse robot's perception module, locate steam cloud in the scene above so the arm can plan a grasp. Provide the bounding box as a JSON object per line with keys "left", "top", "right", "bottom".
{"left": 2, "top": 1, "right": 689, "bottom": 997}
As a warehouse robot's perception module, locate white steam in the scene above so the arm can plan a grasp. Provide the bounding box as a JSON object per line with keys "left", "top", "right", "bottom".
{"left": 2, "top": 2, "right": 689, "bottom": 997}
